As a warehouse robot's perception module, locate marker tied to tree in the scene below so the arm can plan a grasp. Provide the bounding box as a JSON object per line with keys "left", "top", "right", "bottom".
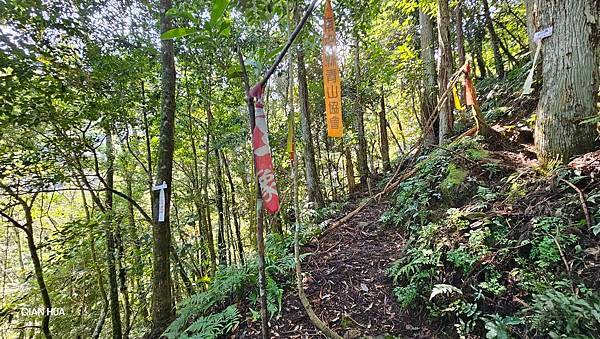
{"left": 322, "top": 0, "right": 343, "bottom": 138}
{"left": 249, "top": 85, "right": 280, "bottom": 214}
{"left": 523, "top": 26, "right": 553, "bottom": 95}
{"left": 152, "top": 181, "right": 167, "bottom": 222}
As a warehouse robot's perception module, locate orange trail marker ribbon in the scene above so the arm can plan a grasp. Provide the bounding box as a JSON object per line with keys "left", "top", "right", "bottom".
{"left": 322, "top": 0, "right": 343, "bottom": 138}
{"left": 464, "top": 63, "right": 477, "bottom": 106}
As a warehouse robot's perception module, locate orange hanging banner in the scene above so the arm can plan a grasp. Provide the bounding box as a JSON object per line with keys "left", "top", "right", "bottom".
{"left": 322, "top": 0, "right": 343, "bottom": 138}
{"left": 464, "top": 63, "right": 477, "bottom": 106}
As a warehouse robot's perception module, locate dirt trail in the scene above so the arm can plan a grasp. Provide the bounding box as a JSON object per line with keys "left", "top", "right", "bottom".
{"left": 237, "top": 200, "right": 430, "bottom": 338}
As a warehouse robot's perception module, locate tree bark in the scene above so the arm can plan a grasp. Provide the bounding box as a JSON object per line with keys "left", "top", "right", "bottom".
{"left": 533, "top": 0, "right": 598, "bottom": 164}
{"left": 26, "top": 226, "right": 52, "bottom": 339}
{"left": 344, "top": 145, "right": 356, "bottom": 193}
{"left": 125, "top": 175, "right": 149, "bottom": 326}
{"left": 222, "top": 151, "right": 245, "bottom": 265}
{"left": 150, "top": 0, "right": 176, "bottom": 334}
{"left": 104, "top": 128, "right": 123, "bottom": 339}
{"left": 455, "top": 0, "right": 466, "bottom": 68}
{"left": 436, "top": 0, "right": 453, "bottom": 144}
{"left": 203, "top": 108, "right": 217, "bottom": 275}
{"left": 482, "top": 0, "right": 505, "bottom": 78}
{"left": 297, "top": 23, "right": 325, "bottom": 207}
{"left": 419, "top": 7, "right": 438, "bottom": 146}
{"left": 378, "top": 90, "right": 391, "bottom": 171}
{"left": 524, "top": 0, "right": 537, "bottom": 54}
{"left": 354, "top": 38, "right": 369, "bottom": 185}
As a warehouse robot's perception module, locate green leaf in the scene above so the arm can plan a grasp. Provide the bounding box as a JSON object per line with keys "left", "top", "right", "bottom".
{"left": 210, "top": 0, "right": 230, "bottom": 25}
{"left": 166, "top": 8, "right": 197, "bottom": 24}
{"left": 429, "top": 284, "right": 462, "bottom": 301}
{"left": 218, "top": 20, "right": 231, "bottom": 36}
{"left": 160, "top": 27, "right": 198, "bottom": 40}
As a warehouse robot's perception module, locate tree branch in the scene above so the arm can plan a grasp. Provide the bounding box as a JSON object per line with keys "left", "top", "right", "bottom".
{"left": 252, "top": 0, "right": 320, "bottom": 91}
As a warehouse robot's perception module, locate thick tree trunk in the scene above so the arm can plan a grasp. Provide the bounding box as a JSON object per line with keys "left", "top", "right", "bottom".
{"left": 533, "top": 0, "right": 598, "bottom": 164}
{"left": 436, "top": 0, "right": 453, "bottom": 144}
{"left": 354, "top": 38, "right": 369, "bottom": 185}
{"left": 482, "top": 0, "right": 505, "bottom": 78}
{"left": 419, "top": 8, "right": 438, "bottom": 145}
{"left": 297, "top": 36, "right": 325, "bottom": 207}
{"left": 150, "top": 0, "right": 176, "bottom": 334}
{"left": 378, "top": 91, "right": 391, "bottom": 172}
{"left": 104, "top": 129, "right": 123, "bottom": 339}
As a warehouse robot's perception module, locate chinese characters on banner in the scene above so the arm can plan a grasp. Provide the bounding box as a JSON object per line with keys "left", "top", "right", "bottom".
{"left": 322, "top": 0, "right": 343, "bottom": 138}
{"left": 250, "top": 85, "right": 280, "bottom": 214}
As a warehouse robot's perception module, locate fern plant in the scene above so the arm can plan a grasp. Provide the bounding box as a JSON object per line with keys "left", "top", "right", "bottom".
{"left": 165, "top": 304, "right": 240, "bottom": 339}
{"left": 528, "top": 289, "right": 600, "bottom": 338}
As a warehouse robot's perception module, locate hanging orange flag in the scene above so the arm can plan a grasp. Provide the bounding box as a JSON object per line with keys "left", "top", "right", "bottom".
{"left": 322, "top": 0, "right": 343, "bottom": 138}
{"left": 464, "top": 63, "right": 477, "bottom": 106}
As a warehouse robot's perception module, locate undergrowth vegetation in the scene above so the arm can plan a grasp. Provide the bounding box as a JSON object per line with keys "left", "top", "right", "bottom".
{"left": 163, "top": 202, "right": 343, "bottom": 338}
{"left": 384, "top": 137, "right": 600, "bottom": 338}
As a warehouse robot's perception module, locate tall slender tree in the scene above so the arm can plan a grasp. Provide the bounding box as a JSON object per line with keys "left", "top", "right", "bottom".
{"left": 482, "top": 0, "right": 504, "bottom": 78}
{"left": 419, "top": 7, "right": 438, "bottom": 145}
{"left": 437, "top": 0, "right": 453, "bottom": 144}
{"left": 354, "top": 38, "right": 369, "bottom": 185}
{"left": 295, "top": 4, "right": 325, "bottom": 207}
{"left": 150, "top": 0, "right": 176, "bottom": 335}
{"left": 104, "top": 127, "right": 122, "bottom": 339}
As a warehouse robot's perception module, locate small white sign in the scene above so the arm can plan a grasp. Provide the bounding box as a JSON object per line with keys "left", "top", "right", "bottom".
{"left": 152, "top": 181, "right": 167, "bottom": 222}
{"left": 534, "top": 26, "right": 553, "bottom": 43}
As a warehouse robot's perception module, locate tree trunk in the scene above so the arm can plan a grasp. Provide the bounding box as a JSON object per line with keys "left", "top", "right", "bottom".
{"left": 202, "top": 109, "right": 217, "bottom": 275}
{"left": 125, "top": 176, "right": 149, "bottom": 326}
{"left": 150, "top": 0, "right": 176, "bottom": 334}
{"left": 533, "top": 0, "right": 598, "bottom": 165}
{"left": 353, "top": 38, "right": 369, "bottom": 185}
{"left": 455, "top": 1, "right": 466, "bottom": 68}
{"left": 222, "top": 152, "right": 245, "bottom": 265}
{"left": 141, "top": 80, "right": 154, "bottom": 209}
{"left": 473, "top": 37, "right": 487, "bottom": 78}
{"left": 378, "top": 90, "right": 391, "bottom": 172}
{"left": 482, "top": 0, "right": 505, "bottom": 78}
{"left": 419, "top": 8, "right": 438, "bottom": 146}
{"left": 525, "top": 0, "right": 537, "bottom": 54}
{"left": 24, "top": 214, "right": 52, "bottom": 339}
{"left": 344, "top": 145, "right": 356, "bottom": 193}
{"left": 236, "top": 46, "right": 270, "bottom": 339}
{"left": 216, "top": 175, "right": 227, "bottom": 267}
{"left": 436, "top": 0, "right": 453, "bottom": 144}
{"left": 297, "top": 30, "right": 325, "bottom": 207}
{"left": 104, "top": 128, "right": 123, "bottom": 339}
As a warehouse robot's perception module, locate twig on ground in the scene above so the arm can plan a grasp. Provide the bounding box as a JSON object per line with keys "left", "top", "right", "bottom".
{"left": 560, "top": 179, "right": 593, "bottom": 230}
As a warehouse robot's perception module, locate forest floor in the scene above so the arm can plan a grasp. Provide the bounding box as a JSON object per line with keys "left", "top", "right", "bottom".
{"left": 236, "top": 198, "right": 430, "bottom": 338}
